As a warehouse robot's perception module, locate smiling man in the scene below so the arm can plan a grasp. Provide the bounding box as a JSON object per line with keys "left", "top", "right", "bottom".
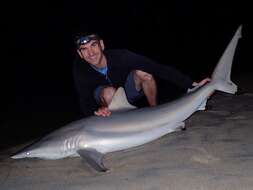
{"left": 73, "top": 33, "right": 209, "bottom": 117}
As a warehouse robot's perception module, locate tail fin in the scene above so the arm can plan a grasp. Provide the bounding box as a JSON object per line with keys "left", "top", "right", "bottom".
{"left": 211, "top": 25, "right": 242, "bottom": 94}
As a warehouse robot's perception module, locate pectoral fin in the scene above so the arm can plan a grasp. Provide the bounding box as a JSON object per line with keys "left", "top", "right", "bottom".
{"left": 77, "top": 149, "right": 107, "bottom": 172}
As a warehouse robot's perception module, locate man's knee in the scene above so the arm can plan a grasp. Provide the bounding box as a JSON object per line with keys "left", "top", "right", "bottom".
{"left": 134, "top": 70, "right": 155, "bottom": 83}
{"left": 100, "top": 86, "right": 116, "bottom": 106}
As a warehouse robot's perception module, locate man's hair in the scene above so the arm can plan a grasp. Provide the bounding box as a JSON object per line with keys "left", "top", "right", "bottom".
{"left": 75, "top": 33, "right": 101, "bottom": 49}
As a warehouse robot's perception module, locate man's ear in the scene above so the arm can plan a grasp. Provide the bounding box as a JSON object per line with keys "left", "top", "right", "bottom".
{"left": 100, "top": 40, "right": 105, "bottom": 50}
{"left": 77, "top": 49, "right": 83, "bottom": 58}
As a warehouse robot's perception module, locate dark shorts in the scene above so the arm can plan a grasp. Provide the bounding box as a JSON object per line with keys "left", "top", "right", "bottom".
{"left": 94, "top": 71, "right": 144, "bottom": 105}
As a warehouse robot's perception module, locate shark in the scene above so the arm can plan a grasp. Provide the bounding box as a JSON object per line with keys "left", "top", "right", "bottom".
{"left": 11, "top": 25, "right": 242, "bottom": 172}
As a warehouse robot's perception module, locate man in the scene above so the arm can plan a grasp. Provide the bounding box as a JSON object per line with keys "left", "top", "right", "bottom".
{"left": 73, "top": 33, "right": 209, "bottom": 117}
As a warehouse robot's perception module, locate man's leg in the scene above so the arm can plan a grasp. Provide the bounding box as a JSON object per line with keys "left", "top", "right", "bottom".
{"left": 133, "top": 70, "right": 157, "bottom": 106}
{"left": 99, "top": 86, "right": 116, "bottom": 106}
{"left": 94, "top": 86, "right": 116, "bottom": 116}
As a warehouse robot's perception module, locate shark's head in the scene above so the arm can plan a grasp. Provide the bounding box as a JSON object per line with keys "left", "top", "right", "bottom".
{"left": 11, "top": 144, "right": 63, "bottom": 159}
{"left": 11, "top": 150, "right": 35, "bottom": 159}
{"left": 11, "top": 145, "right": 46, "bottom": 159}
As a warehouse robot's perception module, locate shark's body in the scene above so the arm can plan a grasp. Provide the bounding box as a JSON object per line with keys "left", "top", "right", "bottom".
{"left": 12, "top": 25, "right": 242, "bottom": 172}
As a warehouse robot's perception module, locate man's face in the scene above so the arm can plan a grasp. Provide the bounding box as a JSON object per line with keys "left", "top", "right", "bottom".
{"left": 77, "top": 39, "right": 105, "bottom": 67}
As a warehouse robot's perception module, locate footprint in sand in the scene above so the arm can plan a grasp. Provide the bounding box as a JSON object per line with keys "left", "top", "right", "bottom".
{"left": 191, "top": 153, "right": 220, "bottom": 164}
{"left": 226, "top": 115, "right": 246, "bottom": 120}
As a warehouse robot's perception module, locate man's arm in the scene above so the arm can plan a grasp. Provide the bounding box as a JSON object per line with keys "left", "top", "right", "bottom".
{"left": 74, "top": 82, "right": 98, "bottom": 117}
{"left": 123, "top": 50, "right": 194, "bottom": 90}
{"left": 72, "top": 62, "right": 99, "bottom": 117}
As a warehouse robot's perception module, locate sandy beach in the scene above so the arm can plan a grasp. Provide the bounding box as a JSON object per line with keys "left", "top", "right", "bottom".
{"left": 1, "top": 74, "right": 253, "bottom": 190}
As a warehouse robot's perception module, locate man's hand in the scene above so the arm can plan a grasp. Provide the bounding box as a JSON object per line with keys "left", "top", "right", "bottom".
{"left": 94, "top": 106, "right": 111, "bottom": 117}
{"left": 194, "top": 77, "right": 215, "bottom": 98}
{"left": 188, "top": 78, "right": 212, "bottom": 94}
{"left": 192, "top": 77, "right": 211, "bottom": 87}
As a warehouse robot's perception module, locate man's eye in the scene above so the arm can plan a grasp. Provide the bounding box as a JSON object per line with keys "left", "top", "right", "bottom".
{"left": 91, "top": 42, "right": 98, "bottom": 46}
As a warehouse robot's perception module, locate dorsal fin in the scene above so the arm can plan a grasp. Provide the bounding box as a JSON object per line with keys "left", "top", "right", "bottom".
{"left": 108, "top": 87, "right": 137, "bottom": 112}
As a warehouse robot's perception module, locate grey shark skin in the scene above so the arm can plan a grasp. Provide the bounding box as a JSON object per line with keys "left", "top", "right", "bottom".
{"left": 12, "top": 25, "right": 242, "bottom": 172}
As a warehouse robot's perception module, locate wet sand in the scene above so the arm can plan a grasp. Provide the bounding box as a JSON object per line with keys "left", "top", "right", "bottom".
{"left": 1, "top": 74, "right": 253, "bottom": 190}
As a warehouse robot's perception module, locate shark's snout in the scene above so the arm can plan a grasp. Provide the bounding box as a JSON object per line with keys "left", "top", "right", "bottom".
{"left": 11, "top": 151, "right": 31, "bottom": 159}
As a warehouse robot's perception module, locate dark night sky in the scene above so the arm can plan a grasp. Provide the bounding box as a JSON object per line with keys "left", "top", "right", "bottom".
{"left": 1, "top": 0, "right": 252, "bottom": 147}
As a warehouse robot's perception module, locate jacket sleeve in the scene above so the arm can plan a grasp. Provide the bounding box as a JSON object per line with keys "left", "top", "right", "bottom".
{"left": 72, "top": 62, "right": 98, "bottom": 117}
{"left": 124, "top": 50, "right": 194, "bottom": 90}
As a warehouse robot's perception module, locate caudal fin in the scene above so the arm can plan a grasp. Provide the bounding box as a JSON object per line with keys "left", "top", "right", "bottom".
{"left": 211, "top": 25, "right": 242, "bottom": 94}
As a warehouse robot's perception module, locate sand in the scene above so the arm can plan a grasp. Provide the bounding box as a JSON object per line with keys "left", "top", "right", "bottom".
{"left": 1, "top": 74, "right": 253, "bottom": 190}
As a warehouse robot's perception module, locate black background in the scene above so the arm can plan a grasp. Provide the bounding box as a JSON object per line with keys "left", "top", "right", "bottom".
{"left": 1, "top": 0, "right": 252, "bottom": 149}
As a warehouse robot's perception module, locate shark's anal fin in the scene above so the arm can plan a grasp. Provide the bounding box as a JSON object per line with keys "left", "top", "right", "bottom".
{"left": 77, "top": 149, "right": 107, "bottom": 172}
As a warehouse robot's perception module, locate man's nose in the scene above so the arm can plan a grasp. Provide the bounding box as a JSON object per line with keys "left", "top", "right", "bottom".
{"left": 87, "top": 48, "right": 95, "bottom": 56}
